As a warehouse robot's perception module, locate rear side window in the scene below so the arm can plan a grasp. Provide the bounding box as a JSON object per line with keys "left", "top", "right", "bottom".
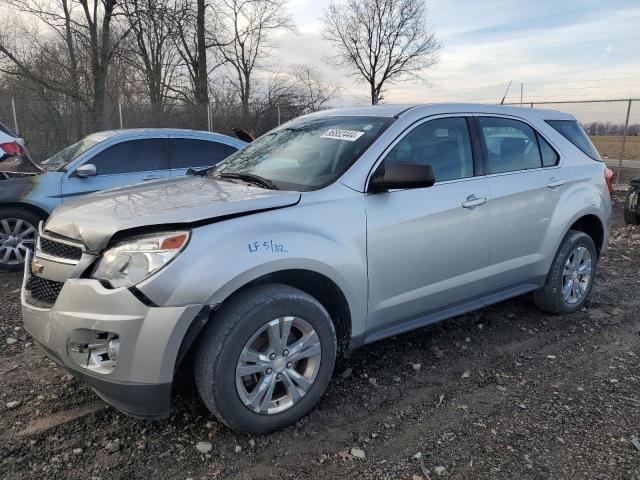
{"left": 478, "top": 117, "right": 542, "bottom": 173}
{"left": 546, "top": 120, "right": 602, "bottom": 161}
{"left": 90, "top": 139, "right": 164, "bottom": 175}
{"left": 382, "top": 117, "right": 474, "bottom": 182}
{"left": 169, "top": 138, "right": 237, "bottom": 169}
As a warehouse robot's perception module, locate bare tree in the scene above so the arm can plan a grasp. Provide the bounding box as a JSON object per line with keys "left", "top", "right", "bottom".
{"left": 0, "top": 0, "right": 133, "bottom": 129}
{"left": 171, "top": 0, "right": 222, "bottom": 106}
{"left": 122, "top": 0, "right": 181, "bottom": 111}
{"left": 215, "top": 0, "right": 295, "bottom": 123}
{"left": 321, "top": 0, "right": 441, "bottom": 104}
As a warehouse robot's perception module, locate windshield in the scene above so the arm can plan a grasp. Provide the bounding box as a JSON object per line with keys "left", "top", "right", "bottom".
{"left": 212, "top": 116, "right": 394, "bottom": 191}
{"left": 40, "top": 131, "right": 118, "bottom": 170}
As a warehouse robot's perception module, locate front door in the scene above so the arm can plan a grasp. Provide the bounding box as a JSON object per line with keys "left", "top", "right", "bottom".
{"left": 62, "top": 137, "right": 170, "bottom": 201}
{"left": 365, "top": 116, "right": 492, "bottom": 337}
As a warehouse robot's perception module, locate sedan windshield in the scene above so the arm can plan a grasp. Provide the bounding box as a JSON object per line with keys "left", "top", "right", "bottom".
{"left": 40, "top": 131, "right": 118, "bottom": 170}
{"left": 212, "top": 116, "right": 394, "bottom": 191}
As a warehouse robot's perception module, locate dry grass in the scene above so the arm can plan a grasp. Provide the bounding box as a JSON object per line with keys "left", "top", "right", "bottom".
{"left": 590, "top": 135, "right": 640, "bottom": 161}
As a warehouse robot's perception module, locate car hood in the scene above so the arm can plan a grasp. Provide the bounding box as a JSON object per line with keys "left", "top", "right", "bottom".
{"left": 45, "top": 176, "right": 301, "bottom": 251}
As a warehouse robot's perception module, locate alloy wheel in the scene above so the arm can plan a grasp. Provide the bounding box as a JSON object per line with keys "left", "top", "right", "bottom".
{"left": 561, "top": 246, "right": 592, "bottom": 305}
{"left": 0, "top": 218, "right": 37, "bottom": 266}
{"left": 235, "top": 316, "right": 322, "bottom": 415}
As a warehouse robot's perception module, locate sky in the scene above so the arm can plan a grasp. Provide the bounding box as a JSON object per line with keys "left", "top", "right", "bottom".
{"left": 271, "top": 0, "right": 640, "bottom": 108}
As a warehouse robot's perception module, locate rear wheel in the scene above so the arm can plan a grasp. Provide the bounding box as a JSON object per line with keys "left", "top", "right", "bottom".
{"left": 194, "top": 284, "right": 336, "bottom": 434}
{"left": 533, "top": 230, "right": 598, "bottom": 314}
{"left": 0, "top": 207, "right": 41, "bottom": 270}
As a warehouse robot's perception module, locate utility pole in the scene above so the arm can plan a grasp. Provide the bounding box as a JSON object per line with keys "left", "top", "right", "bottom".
{"left": 520, "top": 83, "right": 523, "bottom": 106}
{"left": 11, "top": 98, "right": 18, "bottom": 135}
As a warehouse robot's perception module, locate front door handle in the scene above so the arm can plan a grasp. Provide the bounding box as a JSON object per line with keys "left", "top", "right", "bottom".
{"left": 547, "top": 178, "right": 565, "bottom": 188}
{"left": 142, "top": 175, "right": 162, "bottom": 181}
{"left": 462, "top": 195, "right": 487, "bottom": 209}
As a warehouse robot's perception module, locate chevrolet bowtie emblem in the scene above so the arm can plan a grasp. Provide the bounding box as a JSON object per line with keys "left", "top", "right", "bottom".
{"left": 31, "top": 259, "right": 44, "bottom": 275}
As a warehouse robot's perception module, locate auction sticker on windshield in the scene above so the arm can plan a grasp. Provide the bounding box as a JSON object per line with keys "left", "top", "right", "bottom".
{"left": 320, "top": 129, "right": 365, "bottom": 142}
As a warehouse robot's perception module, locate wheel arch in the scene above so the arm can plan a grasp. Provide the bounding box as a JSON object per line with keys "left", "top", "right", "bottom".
{"left": 567, "top": 213, "right": 605, "bottom": 256}
{"left": 0, "top": 201, "right": 49, "bottom": 221}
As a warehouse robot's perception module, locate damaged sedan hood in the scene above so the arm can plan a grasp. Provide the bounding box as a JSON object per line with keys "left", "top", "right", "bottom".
{"left": 45, "top": 176, "right": 301, "bottom": 251}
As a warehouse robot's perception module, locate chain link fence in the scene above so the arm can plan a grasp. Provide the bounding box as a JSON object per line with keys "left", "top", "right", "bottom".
{"left": 505, "top": 99, "right": 640, "bottom": 169}
{"left": 0, "top": 97, "right": 301, "bottom": 162}
{"left": 1, "top": 96, "right": 639, "bottom": 166}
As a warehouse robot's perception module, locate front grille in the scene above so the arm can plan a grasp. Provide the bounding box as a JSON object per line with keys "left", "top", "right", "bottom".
{"left": 25, "top": 275, "right": 64, "bottom": 306}
{"left": 39, "top": 237, "right": 83, "bottom": 260}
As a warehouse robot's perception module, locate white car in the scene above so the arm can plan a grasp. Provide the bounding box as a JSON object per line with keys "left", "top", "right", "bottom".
{"left": 0, "top": 119, "right": 30, "bottom": 163}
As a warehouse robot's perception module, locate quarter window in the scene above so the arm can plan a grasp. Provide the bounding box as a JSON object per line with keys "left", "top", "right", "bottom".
{"left": 89, "top": 139, "right": 165, "bottom": 175}
{"left": 169, "top": 138, "right": 237, "bottom": 169}
{"left": 538, "top": 133, "right": 559, "bottom": 167}
{"left": 382, "top": 117, "right": 474, "bottom": 183}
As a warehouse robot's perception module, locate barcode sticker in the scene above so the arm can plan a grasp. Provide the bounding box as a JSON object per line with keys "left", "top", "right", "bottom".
{"left": 320, "top": 129, "right": 365, "bottom": 142}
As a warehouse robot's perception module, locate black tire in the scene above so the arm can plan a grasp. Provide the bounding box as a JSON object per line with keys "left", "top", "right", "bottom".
{"left": 194, "top": 283, "right": 337, "bottom": 434}
{"left": 533, "top": 230, "right": 598, "bottom": 314}
{"left": 0, "top": 206, "right": 43, "bottom": 270}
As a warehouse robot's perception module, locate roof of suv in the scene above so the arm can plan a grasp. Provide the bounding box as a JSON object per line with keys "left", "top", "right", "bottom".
{"left": 317, "top": 103, "right": 575, "bottom": 121}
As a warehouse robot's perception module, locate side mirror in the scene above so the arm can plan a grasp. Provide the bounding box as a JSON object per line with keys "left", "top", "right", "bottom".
{"left": 75, "top": 164, "right": 97, "bottom": 178}
{"left": 369, "top": 163, "right": 436, "bottom": 192}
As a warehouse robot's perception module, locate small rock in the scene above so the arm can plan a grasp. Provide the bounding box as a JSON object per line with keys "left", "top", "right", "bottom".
{"left": 234, "top": 445, "right": 242, "bottom": 453}
{"left": 412, "top": 476, "right": 424, "bottom": 480}
{"left": 412, "top": 363, "right": 422, "bottom": 372}
{"left": 249, "top": 439, "right": 256, "bottom": 448}
{"left": 341, "top": 368, "right": 352, "bottom": 378}
{"left": 461, "top": 370, "right": 471, "bottom": 379}
{"left": 434, "top": 466, "right": 446, "bottom": 475}
{"left": 196, "top": 441, "right": 213, "bottom": 454}
{"left": 370, "top": 433, "right": 378, "bottom": 439}
{"left": 412, "top": 452, "right": 422, "bottom": 459}
{"left": 392, "top": 376, "right": 401, "bottom": 382}
{"left": 105, "top": 440, "right": 120, "bottom": 453}
{"left": 546, "top": 355, "right": 556, "bottom": 359}
{"left": 5, "top": 401, "right": 20, "bottom": 409}
{"left": 518, "top": 403, "right": 527, "bottom": 409}
{"left": 6, "top": 338, "right": 17, "bottom": 345}
{"left": 350, "top": 447, "right": 365, "bottom": 459}
{"left": 72, "top": 448, "right": 83, "bottom": 456}
{"left": 368, "top": 377, "right": 378, "bottom": 386}
{"left": 610, "top": 378, "right": 619, "bottom": 384}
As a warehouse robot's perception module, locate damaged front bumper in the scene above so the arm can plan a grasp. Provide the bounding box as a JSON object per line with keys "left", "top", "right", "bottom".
{"left": 21, "top": 257, "right": 204, "bottom": 418}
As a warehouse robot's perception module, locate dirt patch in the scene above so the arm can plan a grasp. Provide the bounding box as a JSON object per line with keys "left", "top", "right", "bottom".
{"left": 1, "top": 170, "right": 639, "bottom": 480}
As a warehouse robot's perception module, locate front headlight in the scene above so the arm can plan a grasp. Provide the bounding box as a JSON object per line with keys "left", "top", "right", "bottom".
{"left": 92, "top": 231, "right": 190, "bottom": 288}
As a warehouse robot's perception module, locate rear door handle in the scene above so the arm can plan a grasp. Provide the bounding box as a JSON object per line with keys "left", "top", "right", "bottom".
{"left": 462, "top": 195, "right": 487, "bottom": 209}
{"left": 547, "top": 178, "right": 565, "bottom": 188}
{"left": 142, "top": 175, "right": 162, "bottom": 181}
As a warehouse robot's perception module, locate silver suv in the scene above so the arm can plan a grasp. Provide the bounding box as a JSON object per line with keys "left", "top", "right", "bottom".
{"left": 21, "top": 104, "right": 613, "bottom": 434}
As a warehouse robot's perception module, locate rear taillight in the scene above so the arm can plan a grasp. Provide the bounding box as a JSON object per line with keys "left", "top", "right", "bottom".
{"left": 604, "top": 167, "right": 615, "bottom": 194}
{"left": 0, "top": 142, "right": 23, "bottom": 156}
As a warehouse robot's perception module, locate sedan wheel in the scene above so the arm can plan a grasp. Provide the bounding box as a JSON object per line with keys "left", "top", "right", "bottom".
{"left": 0, "top": 217, "right": 37, "bottom": 267}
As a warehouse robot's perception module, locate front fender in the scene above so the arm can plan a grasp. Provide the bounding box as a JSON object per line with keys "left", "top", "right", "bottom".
{"left": 137, "top": 193, "right": 368, "bottom": 338}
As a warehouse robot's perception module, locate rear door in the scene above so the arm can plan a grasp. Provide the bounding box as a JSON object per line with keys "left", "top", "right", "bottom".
{"left": 62, "top": 137, "right": 170, "bottom": 201}
{"left": 365, "top": 115, "right": 492, "bottom": 336}
{"left": 474, "top": 115, "right": 563, "bottom": 288}
{"left": 168, "top": 137, "right": 239, "bottom": 176}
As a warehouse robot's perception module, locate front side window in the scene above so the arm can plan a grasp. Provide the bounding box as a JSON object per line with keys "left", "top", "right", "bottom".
{"left": 547, "top": 120, "right": 602, "bottom": 161}
{"left": 170, "top": 139, "right": 237, "bottom": 169}
{"left": 89, "top": 138, "right": 164, "bottom": 175}
{"left": 213, "top": 116, "right": 394, "bottom": 191}
{"left": 382, "top": 117, "right": 474, "bottom": 183}
{"left": 478, "top": 117, "right": 543, "bottom": 174}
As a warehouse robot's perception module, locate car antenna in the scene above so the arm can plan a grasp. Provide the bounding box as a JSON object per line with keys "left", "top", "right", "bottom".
{"left": 500, "top": 81, "right": 512, "bottom": 105}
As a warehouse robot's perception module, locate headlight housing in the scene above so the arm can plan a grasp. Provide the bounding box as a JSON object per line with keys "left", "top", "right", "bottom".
{"left": 92, "top": 231, "right": 190, "bottom": 288}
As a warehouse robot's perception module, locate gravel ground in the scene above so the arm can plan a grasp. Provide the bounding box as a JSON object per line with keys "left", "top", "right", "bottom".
{"left": 1, "top": 171, "right": 639, "bottom": 480}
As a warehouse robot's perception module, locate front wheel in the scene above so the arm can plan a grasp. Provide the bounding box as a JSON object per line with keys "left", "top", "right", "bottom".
{"left": 0, "top": 207, "right": 42, "bottom": 270}
{"left": 533, "top": 230, "right": 598, "bottom": 314}
{"left": 194, "top": 284, "right": 337, "bottom": 434}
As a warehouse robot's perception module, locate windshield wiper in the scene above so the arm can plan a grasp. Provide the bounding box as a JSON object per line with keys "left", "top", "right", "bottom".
{"left": 215, "top": 172, "right": 279, "bottom": 190}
